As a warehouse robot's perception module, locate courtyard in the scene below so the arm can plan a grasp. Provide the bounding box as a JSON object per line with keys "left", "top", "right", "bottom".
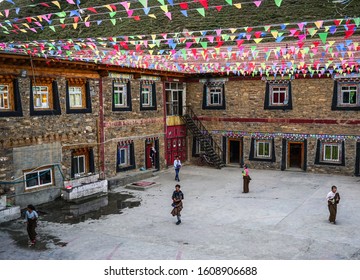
{"left": 1, "top": 166, "right": 360, "bottom": 260}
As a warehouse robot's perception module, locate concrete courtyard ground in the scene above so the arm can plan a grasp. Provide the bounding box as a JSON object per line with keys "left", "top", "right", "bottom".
{"left": 1, "top": 166, "right": 360, "bottom": 260}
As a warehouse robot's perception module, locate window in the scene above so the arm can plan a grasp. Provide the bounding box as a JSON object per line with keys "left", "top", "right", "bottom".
{"left": 141, "top": 85, "right": 152, "bottom": 106}
{"left": 0, "top": 84, "right": 10, "bottom": 110}
{"left": 271, "top": 86, "right": 288, "bottom": 105}
{"left": 140, "top": 82, "right": 157, "bottom": 111}
{"left": 332, "top": 80, "right": 360, "bottom": 110}
{"left": 112, "top": 80, "right": 132, "bottom": 111}
{"left": 264, "top": 81, "right": 292, "bottom": 110}
{"left": 315, "top": 140, "right": 345, "bottom": 166}
{"left": 0, "top": 78, "right": 22, "bottom": 117}
{"left": 118, "top": 146, "right": 129, "bottom": 166}
{"left": 256, "top": 140, "right": 271, "bottom": 158}
{"left": 323, "top": 144, "right": 339, "bottom": 162}
{"left": 249, "top": 138, "right": 276, "bottom": 162}
{"left": 24, "top": 167, "right": 53, "bottom": 190}
{"left": 69, "top": 86, "right": 83, "bottom": 108}
{"left": 30, "top": 80, "right": 61, "bottom": 116}
{"left": 165, "top": 82, "right": 183, "bottom": 116}
{"left": 202, "top": 83, "right": 226, "bottom": 110}
{"left": 116, "top": 142, "right": 135, "bottom": 172}
{"left": 72, "top": 155, "right": 85, "bottom": 176}
{"left": 66, "top": 80, "right": 92, "bottom": 114}
{"left": 33, "top": 86, "right": 50, "bottom": 109}
{"left": 114, "top": 82, "right": 127, "bottom": 107}
{"left": 192, "top": 137, "right": 206, "bottom": 156}
{"left": 71, "top": 148, "right": 94, "bottom": 178}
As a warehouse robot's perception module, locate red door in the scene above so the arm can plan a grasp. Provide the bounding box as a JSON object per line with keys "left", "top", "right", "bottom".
{"left": 145, "top": 143, "right": 153, "bottom": 169}
{"left": 166, "top": 125, "right": 187, "bottom": 167}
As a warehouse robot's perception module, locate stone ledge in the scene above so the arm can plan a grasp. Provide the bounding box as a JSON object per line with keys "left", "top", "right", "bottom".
{"left": 108, "top": 170, "right": 155, "bottom": 190}
{"left": 61, "top": 179, "right": 108, "bottom": 201}
{"left": 0, "top": 206, "right": 21, "bottom": 224}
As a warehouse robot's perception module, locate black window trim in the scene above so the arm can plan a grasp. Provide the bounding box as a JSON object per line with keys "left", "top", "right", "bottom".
{"left": 331, "top": 80, "right": 360, "bottom": 111}
{"left": 249, "top": 138, "right": 276, "bottom": 162}
{"left": 140, "top": 82, "right": 157, "bottom": 111}
{"left": 0, "top": 78, "right": 23, "bottom": 117}
{"left": 112, "top": 80, "right": 132, "bottom": 112}
{"left": 30, "top": 80, "right": 61, "bottom": 116}
{"left": 314, "top": 139, "right": 345, "bottom": 166}
{"left": 264, "top": 81, "right": 293, "bottom": 110}
{"left": 202, "top": 83, "right": 226, "bottom": 110}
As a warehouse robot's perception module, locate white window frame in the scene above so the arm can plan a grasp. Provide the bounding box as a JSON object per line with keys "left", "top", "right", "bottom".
{"left": 69, "top": 86, "right": 83, "bottom": 108}
{"left": 73, "top": 155, "right": 86, "bottom": 176}
{"left": 118, "top": 145, "right": 130, "bottom": 166}
{"left": 114, "top": 82, "right": 127, "bottom": 107}
{"left": 207, "top": 86, "right": 223, "bottom": 106}
{"left": 0, "top": 84, "right": 10, "bottom": 110}
{"left": 323, "top": 143, "right": 341, "bottom": 162}
{"left": 165, "top": 82, "right": 183, "bottom": 116}
{"left": 33, "top": 86, "right": 49, "bottom": 109}
{"left": 141, "top": 84, "right": 152, "bottom": 107}
{"left": 24, "top": 168, "right": 53, "bottom": 190}
{"left": 195, "top": 139, "right": 205, "bottom": 154}
{"left": 255, "top": 140, "right": 271, "bottom": 158}
{"left": 270, "top": 85, "right": 288, "bottom": 105}
{"left": 340, "top": 84, "right": 358, "bottom": 106}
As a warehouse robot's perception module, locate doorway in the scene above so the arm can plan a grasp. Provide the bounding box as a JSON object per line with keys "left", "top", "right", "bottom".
{"left": 288, "top": 142, "right": 304, "bottom": 169}
{"left": 228, "top": 139, "right": 242, "bottom": 165}
{"left": 145, "top": 139, "right": 159, "bottom": 170}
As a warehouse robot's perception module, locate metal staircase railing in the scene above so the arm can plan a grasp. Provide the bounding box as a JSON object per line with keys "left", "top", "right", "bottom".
{"left": 180, "top": 106, "right": 225, "bottom": 169}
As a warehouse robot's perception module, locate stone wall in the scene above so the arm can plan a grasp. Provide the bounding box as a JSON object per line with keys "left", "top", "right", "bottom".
{"left": 0, "top": 73, "right": 101, "bottom": 205}
{"left": 187, "top": 77, "right": 360, "bottom": 175}
{"left": 102, "top": 77, "right": 166, "bottom": 177}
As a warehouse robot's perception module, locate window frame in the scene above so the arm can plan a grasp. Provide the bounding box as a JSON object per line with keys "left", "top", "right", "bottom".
{"left": 0, "top": 78, "right": 23, "bottom": 117}
{"left": 315, "top": 140, "right": 345, "bottom": 166}
{"left": 116, "top": 142, "right": 135, "bottom": 172}
{"left": 66, "top": 80, "right": 92, "bottom": 114}
{"left": 202, "top": 83, "right": 226, "bottom": 110}
{"left": 256, "top": 140, "right": 272, "bottom": 158}
{"left": 32, "top": 85, "right": 51, "bottom": 110}
{"left": 30, "top": 79, "right": 61, "bottom": 116}
{"left": 140, "top": 82, "right": 157, "bottom": 111}
{"left": 332, "top": 80, "right": 360, "bottom": 111}
{"left": 264, "top": 81, "right": 292, "bottom": 110}
{"left": 249, "top": 138, "right": 276, "bottom": 162}
{"left": 68, "top": 85, "right": 85, "bottom": 108}
{"left": 24, "top": 167, "right": 54, "bottom": 190}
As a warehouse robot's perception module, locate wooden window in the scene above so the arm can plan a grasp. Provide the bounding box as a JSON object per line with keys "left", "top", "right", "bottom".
{"left": 30, "top": 79, "right": 61, "bottom": 116}
{"left": 33, "top": 84, "right": 52, "bottom": 109}
{"left": 24, "top": 167, "right": 54, "bottom": 190}
{"left": 71, "top": 148, "right": 94, "bottom": 178}
{"left": 69, "top": 85, "right": 85, "bottom": 108}
{"left": 0, "top": 78, "right": 23, "bottom": 117}
{"left": 0, "top": 84, "right": 12, "bottom": 110}
{"left": 264, "top": 81, "right": 292, "bottom": 110}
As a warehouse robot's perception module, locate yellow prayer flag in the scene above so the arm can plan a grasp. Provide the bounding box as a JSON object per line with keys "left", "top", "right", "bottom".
{"left": 52, "top": 1, "right": 61, "bottom": 9}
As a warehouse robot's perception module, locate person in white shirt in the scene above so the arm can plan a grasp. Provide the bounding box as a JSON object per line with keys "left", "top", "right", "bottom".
{"left": 173, "top": 156, "right": 182, "bottom": 182}
{"left": 326, "top": 185, "right": 340, "bottom": 224}
{"left": 24, "top": 204, "right": 39, "bottom": 244}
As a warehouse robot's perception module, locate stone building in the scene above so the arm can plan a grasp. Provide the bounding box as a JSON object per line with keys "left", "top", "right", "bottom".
{"left": 1, "top": 53, "right": 360, "bottom": 209}
{"left": 186, "top": 75, "right": 360, "bottom": 176}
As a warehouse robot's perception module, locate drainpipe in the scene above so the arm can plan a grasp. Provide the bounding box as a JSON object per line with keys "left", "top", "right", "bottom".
{"left": 99, "top": 77, "right": 105, "bottom": 179}
{"left": 162, "top": 80, "right": 168, "bottom": 167}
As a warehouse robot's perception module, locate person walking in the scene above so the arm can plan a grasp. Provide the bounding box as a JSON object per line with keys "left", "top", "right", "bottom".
{"left": 171, "top": 184, "right": 184, "bottom": 225}
{"left": 150, "top": 146, "right": 156, "bottom": 167}
{"left": 24, "top": 204, "right": 38, "bottom": 245}
{"left": 242, "top": 164, "right": 251, "bottom": 193}
{"left": 326, "top": 185, "right": 340, "bottom": 224}
{"left": 173, "top": 155, "right": 182, "bottom": 182}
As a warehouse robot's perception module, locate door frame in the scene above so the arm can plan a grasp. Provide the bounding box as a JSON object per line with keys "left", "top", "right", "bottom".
{"left": 226, "top": 138, "right": 243, "bottom": 166}
{"left": 287, "top": 141, "right": 305, "bottom": 170}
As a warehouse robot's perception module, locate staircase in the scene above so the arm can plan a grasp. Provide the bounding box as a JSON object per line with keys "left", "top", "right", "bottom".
{"left": 181, "top": 106, "right": 225, "bottom": 169}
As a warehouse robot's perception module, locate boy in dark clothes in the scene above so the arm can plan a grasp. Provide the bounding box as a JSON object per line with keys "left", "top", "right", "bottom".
{"left": 171, "top": 184, "right": 184, "bottom": 225}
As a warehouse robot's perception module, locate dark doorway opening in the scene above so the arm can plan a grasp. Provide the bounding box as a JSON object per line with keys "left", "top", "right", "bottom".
{"left": 289, "top": 143, "right": 302, "bottom": 168}
{"left": 229, "top": 140, "right": 241, "bottom": 164}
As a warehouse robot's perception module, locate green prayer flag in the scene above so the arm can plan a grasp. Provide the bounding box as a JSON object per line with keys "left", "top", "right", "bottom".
{"left": 196, "top": 8, "right": 205, "bottom": 17}
{"left": 318, "top": 32, "right": 328, "bottom": 44}
{"left": 274, "top": 0, "right": 282, "bottom": 7}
